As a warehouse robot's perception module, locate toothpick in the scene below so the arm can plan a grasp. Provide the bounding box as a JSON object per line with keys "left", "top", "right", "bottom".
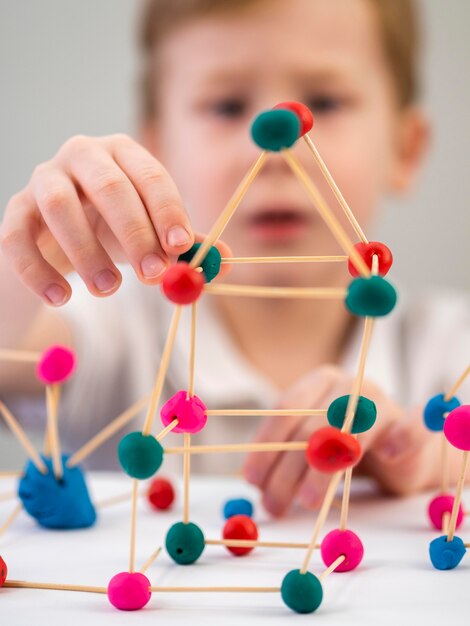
{"left": 0, "top": 401, "right": 47, "bottom": 474}
{"left": 204, "top": 284, "right": 346, "bottom": 299}
{"left": 447, "top": 450, "right": 469, "bottom": 542}
{"left": 155, "top": 418, "right": 180, "bottom": 442}
{"left": 188, "top": 302, "right": 197, "bottom": 398}
{"left": 444, "top": 364, "right": 470, "bottom": 402}
{"left": 183, "top": 433, "right": 191, "bottom": 524}
{"left": 142, "top": 306, "right": 183, "bottom": 436}
{"left": 140, "top": 546, "right": 162, "bottom": 575}
{"left": 95, "top": 491, "right": 134, "bottom": 509}
{"left": 0, "top": 502, "right": 22, "bottom": 535}
{"left": 0, "top": 490, "right": 16, "bottom": 503}
{"left": 0, "top": 349, "right": 41, "bottom": 363}
{"left": 339, "top": 465, "right": 353, "bottom": 531}
{"left": 190, "top": 152, "right": 268, "bottom": 269}
{"left": 318, "top": 554, "right": 346, "bottom": 581}
{"left": 165, "top": 441, "right": 308, "bottom": 455}
{"left": 206, "top": 408, "right": 326, "bottom": 416}
{"left": 149, "top": 586, "right": 280, "bottom": 593}
{"left": 129, "top": 479, "right": 139, "bottom": 573}
{"left": 45, "top": 384, "right": 62, "bottom": 480}
{"left": 221, "top": 255, "right": 348, "bottom": 264}
{"left": 300, "top": 470, "right": 343, "bottom": 574}
{"left": 282, "top": 150, "right": 370, "bottom": 277}
{"left": 4, "top": 580, "right": 107, "bottom": 594}
{"left": 67, "top": 395, "right": 150, "bottom": 468}
{"left": 205, "top": 538, "right": 321, "bottom": 549}
{"left": 442, "top": 511, "right": 451, "bottom": 534}
{"left": 441, "top": 434, "right": 450, "bottom": 493}
{"left": 303, "top": 134, "right": 368, "bottom": 243}
{"left": 0, "top": 470, "right": 22, "bottom": 478}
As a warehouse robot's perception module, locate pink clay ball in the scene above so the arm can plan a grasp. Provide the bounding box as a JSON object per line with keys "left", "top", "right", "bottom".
{"left": 107, "top": 572, "right": 151, "bottom": 611}
{"left": 444, "top": 405, "right": 470, "bottom": 451}
{"left": 320, "top": 529, "right": 364, "bottom": 572}
{"left": 36, "top": 345, "right": 76, "bottom": 384}
{"left": 160, "top": 390, "right": 207, "bottom": 434}
{"left": 428, "top": 494, "right": 464, "bottom": 531}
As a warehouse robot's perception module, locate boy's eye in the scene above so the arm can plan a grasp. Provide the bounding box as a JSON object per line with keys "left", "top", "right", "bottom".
{"left": 209, "top": 98, "right": 247, "bottom": 118}
{"left": 307, "top": 95, "right": 343, "bottom": 114}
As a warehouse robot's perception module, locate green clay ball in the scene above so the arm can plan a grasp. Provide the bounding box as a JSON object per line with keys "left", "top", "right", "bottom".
{"left": 251, "top": 109, "right": 300, "bottom": 151}
{"left": 178, "top": 243, "right": 221, "bottom": 283}
{"left": 345, "top": 275, "right": 397, "bottom": 317}
{"left": 117, "top": 432, "right": 163, "bottom": 479}
{"left": 327, "top": 395, "right": 377, "bottom": 434}
{"left": 281, "top": 570, "right": 323, "bottom": 614}
{"left": 165, "top": 521, "right": 205, "bottom": 565}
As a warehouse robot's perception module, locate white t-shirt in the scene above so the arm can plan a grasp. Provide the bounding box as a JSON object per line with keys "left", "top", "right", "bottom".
{"left": 6, "top": 269, "right": 470, "bottom": 475}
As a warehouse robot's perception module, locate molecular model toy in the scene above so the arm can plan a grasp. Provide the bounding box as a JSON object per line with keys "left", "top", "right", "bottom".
{"left": 0, "top": 101, "right": 468, "bottom": 616}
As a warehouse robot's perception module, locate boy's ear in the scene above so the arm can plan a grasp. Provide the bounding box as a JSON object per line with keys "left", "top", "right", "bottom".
{"left": 389, "top": 107, "right": 430, "bottom": 194}
{"left": 139, "top": 121, "right": 160, "bottom": 157}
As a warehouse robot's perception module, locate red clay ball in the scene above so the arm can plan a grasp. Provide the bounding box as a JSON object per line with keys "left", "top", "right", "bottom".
{"left": 348, "top": 242, "right": 393, "bottom": 277}
{"left": 0, "top": 555, "right": 7, "bottom": 586}
{"left": 273, "top": 101, "right": 314, "bottom": 136}
{"left": 222, "top": 514, "right": 259, "bottom": 556}
{"left": 161, "top": 263, "right": 205, "bottom": 305}
{"left": 147, "top": 477, "right": 175, "bottom": 511}
{"left": 306, "top": 426, "right": 362, "bottom": 473}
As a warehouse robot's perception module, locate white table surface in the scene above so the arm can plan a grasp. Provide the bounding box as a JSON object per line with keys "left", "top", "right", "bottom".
{"left": 0, "top": 472, "right": 468, "bottom": 625}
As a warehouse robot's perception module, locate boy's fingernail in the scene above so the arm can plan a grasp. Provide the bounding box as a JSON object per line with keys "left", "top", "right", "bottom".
{"left": 141, "top": 254, "right": 166, "bottom": 278}
{"left": 93, "top": 269, "right": 119, "bottom": 293}
{"left": 44, "top": 284, "right": 68, "bottom": 306}
{"left": 263, "top": 494, "right": 284, "bottom": 517}
{"left": 167, "top": 226, "right": 190, "bottom": 248}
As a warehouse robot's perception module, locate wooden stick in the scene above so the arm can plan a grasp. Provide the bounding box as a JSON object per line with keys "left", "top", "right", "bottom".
{"left": 0, "top": 401, "right": 47, "bottom": 474}
{"left": 4, "top": 580, "right": 107, "bottom": 594}
{"left": 441, "top": 434, "right": 450, "bottom": 493}
{"left": 142, "top": 306, "right": 183, "bottom": 436}
{"left": 283, "top": 150, "right": 370, "bottom": 277}
{"left": 188, "top": 302, "right": 197, "bottom": 398}
{"left": 166, "top": 441, "right": 308, "bottom": 455}
{"left": 129, "top": 479, "right": 139, "bottom": 573}
{"left": 45, "top": 384, "right": 62, "bottom": 480}
{"left": 96, "top": 491, "right": 134, "bottom": 509}
{"left": 303, "top": 134, "right": 368, "bottom": 244}
{"left": 342, "top": 317, "right": 375, "bottom": 434}
{"left": 0, "top": 490, "right": 16, "bottom": 502}
{"left": 44, "top": 383, "right": 60, "bottom": 457}
{"left": 206, "top": 408, "right": 326, "bottom": 416}
{"left": 0, "top": 502, "right": 22, "bottom": 536}
{"left": 183, "top": 433, "right": 191, "bottom": 524}
{"left": 0, "top": 349, "right": 41, "bottom": 363}
{"left": 149, "top": 586, "right": 280, "bottom": 593}
{"left": 67, "top": 395, "right": 150, "bottom": 468}
{"left": 0, "top": 470, "right": 22, "bottom": 478}
{"left": 447, "top": 451, "right": 469, "bottom": 542}
{"left": 318, "top": 555, "right": 346, "bottom": 581}
{"left": 221, "top": 255, "right": 348, "bottom": 265}
{"left": 140, "top": 546, "right": 162, "bottom": 575}
{"left": 300, "top": 470, "right": 343, "bottom": 574}
{"left": 204, "top": 284, "right": 346, "bottom": 299}
{"left": 155, "top": 418, "right": 179, "bottom": 442}
{"left": 339, "top": 465, "right": 353, "bottom": 531}
{"left": 190, "top": 152, "right": 268, "bottom": 269}
{"left": 444, "top": 364, "right": 470, "bottom": 402}
{"left": 205, "top": 538, "right": 321, "bottom": 549}
{"left": 442, "top": 511, "right": 451, "bottom": 534}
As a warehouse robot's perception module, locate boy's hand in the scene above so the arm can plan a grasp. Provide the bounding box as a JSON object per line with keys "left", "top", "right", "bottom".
{"left": 242, "top": 365, "right": 433, "bottom": 516}
{"left": 0, "top": 134, "right": 230, "bottom": 305}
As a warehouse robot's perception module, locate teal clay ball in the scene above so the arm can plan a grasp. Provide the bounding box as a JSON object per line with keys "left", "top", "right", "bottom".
{"left": 165, "top": 521, "right": 205, "bottom": 565}
{"left": 118, "top": 432, "right": 163, "bottom": 479}
{"left": 345, "top": 275, "right": 397, "bottom": 317}
{"left": 327, "top": 395, "right": 377, "bottom": 434}
{"left": 251, "top": 109, "right": 300, "bottom": 151}
{"left": 281, "top": 569, "right": 323, "bottom": 614}
{"left": 178, "top": 243, "right": 221, "bottom": 283}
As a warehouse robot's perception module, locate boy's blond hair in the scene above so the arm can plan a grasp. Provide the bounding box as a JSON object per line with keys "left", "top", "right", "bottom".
{"left": 138, "top": 0, "right": 420, "bottom": 119}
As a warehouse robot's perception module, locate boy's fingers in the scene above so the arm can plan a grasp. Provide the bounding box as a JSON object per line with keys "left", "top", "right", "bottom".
{"left": 59, "top": 140, "right": 169, "bottom": 283}
{"left": 0, "top": 191, "right": 72, "bottom": 306}
{"left": 297, "top": 468, "right": 336, "bottom": 511}
{"left": 31, "top": 164, "right": 122, "bottom": 298}
{"left": 111, "top": 137, "right": 195, "bottom": 256}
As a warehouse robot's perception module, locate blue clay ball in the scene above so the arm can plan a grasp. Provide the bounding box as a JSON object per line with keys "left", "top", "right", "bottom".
{"left": 281, "top": 569, "right": 323, "bottom": 614}
{"left": 222, "top": 498, "right": 254, "bottom": 520}
{"left": 18, "top": 454, "right": 96, "bottom": 530}
{"left": 178, "top": 243, "right": 221, "bottom": 283}
{"left": 429, "top": 535, "right": 466, "bottom": 570}
{"left": 345, "top": 275, "right": 397, "bottom": 317}
{"left": 118, "top": 432, "right": 164, "bottom": 479}
{"left": 251, "top": 109, "right": 300, "bottom": 151}
{"left": 423, "top": 394, "right": 461, "bottom": 432}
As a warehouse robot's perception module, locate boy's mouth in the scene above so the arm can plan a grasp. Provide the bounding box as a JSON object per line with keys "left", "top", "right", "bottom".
{"left": 247, "top": 208, "right": 311, "bottom": 243}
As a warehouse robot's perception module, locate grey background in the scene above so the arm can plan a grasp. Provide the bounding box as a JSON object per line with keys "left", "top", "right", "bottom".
{"left": 0, "top": 0, "right": 469, "bottom": 469}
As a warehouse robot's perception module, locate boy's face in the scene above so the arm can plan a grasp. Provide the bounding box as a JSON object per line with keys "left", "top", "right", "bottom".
{"left": 148, "top": 0, "right": 423, "bottom": 286}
